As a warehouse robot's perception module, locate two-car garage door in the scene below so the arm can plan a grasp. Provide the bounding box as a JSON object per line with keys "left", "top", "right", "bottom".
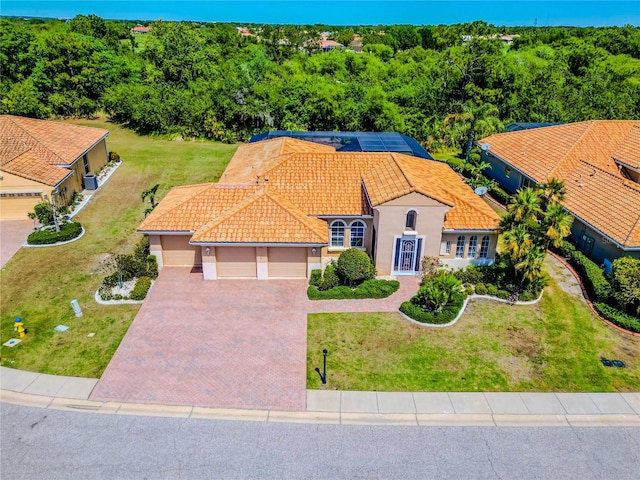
{"left": 215, "top": 246, "right": 307, "bottom": 278}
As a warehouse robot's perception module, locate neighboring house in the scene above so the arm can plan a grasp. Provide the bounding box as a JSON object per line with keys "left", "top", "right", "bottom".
{"left": 319, "top": 40, "right": 344, "bottom": 52}
{"left": 138, "top": 136, "right": 500, "bottom": 280}
{"left": 0, "top": 115, "right": 110, "bottom": 219}
{"left": 478, "top": 120, "right": 640, "bottom": 265}
{"left": 131, "top": 25, "right": 151, "bottom": 34}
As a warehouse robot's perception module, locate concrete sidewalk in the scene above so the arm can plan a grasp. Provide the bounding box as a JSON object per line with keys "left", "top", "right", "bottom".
{"left": 2, "top": 367, "right": 639, "bottom": 426}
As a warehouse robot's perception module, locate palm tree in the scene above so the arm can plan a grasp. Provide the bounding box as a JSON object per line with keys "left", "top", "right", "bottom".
{"left": 500, "top": 225, "right": 533, "bottom": 263}
{"left": 543, "top": 203, "right": 574, "bottom": 248}
{"left": 442, "top": 101, "right": 503, "bottom": 154}
{"left": 537, "top": 177, "right": 567, "bottom": 205}
{"left": 507, "top": 188, "right": 542, "bottom": 222}
{"left": 515, "top": 247, "right": 546, "bottom": 285}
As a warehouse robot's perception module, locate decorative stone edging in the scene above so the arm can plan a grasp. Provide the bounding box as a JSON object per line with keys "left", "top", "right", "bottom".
{"left": 94, "top": 290, "right": 144, "bottom": 305}
{"left": 547, "top": 250, "right": 640, "bottom": 337}
{"left": 22, "top": 227, "right": 86, "bottom": 248}
{"left": 96, "top": 160, "right": 122, "bottom": 188}
{"left": 399, "top": 290, "right": 544, "bottom": 328}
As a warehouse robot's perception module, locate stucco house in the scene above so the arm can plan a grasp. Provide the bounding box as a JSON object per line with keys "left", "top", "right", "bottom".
{"left": 0, "top": 115, "right": 110, "bottom": 220}
{"left": 478, "top": 120, "right": 640, "bottom": 265}
{"left": 139, "top": 136, "right": 500, "bottom": 280}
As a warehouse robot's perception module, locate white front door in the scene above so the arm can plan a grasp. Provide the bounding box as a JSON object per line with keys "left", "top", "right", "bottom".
{"left": 393, "top": 237, "right": 422, "bottom": 275}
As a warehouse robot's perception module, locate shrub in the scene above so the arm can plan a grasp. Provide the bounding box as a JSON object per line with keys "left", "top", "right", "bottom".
{"left": 518, "top": 291, "right": 536, "bottom": 302}
{"left": 487, "top": 284, "right": 499, "bottom": 296}
{"left": 593, "top": 303, "right": 640, "bottom": 334}
{"left": 33, "top": 203, "right": 54, "bottom": 225}
{"left": 400, "top": 293, "right": 465, "bottom": 324}
{"left": 497, "top": 289, "right": 510, "bottom": 300}
{"left": 309, "top": 269, "right": 322, "bottom": 287}
{"left": 570, "top": 250, "right": 612, "bottom": 302}
{"left": 336, "top": 248, "right": 375, "bottom": 286}
{"left": 475, "top": 283, "right": 487, "bottom": 295}
{"left": 490, "top": 185, "right": 510, "bottom": 205}
{"left": 553, "top": 240, "right": 576, "bottom": 259}
{"left": 146, "top": 255, "right": 159, "bottom": 279}
{"left": 610, "top": 257, "right": 640, "bottom": 315}
{"left": 109, "top": 151, "right": 121, "bottom": 162}
{"left": 308, "top": 279, "right": 399, "bottom": 300}
{"left": 464, "top": 284, "right": 474, "bottom": 296}
{"left": 27, "top": 221, "right": 82, "bottom": 245}
{"left": 130, "top": 276, "right": 152, "bottom": 301}
{"left": 318, "top": 264, "right": 340, "bottom": 291}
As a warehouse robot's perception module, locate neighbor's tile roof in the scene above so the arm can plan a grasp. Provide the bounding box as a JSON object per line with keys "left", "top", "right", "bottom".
{"left": 612, "top": 125, "right": 640, "bottom": 170}
{"left": 191, "top": 190, "right": 328, "bottom": 244}
{"left": 478, "top": 120, "right": 640, "bottom": 247}
{"left": 0, "top": 115, "right": 109, "bottom": 186}
{"left": 140, "top": 138, "right": 501, "bottom": 242}
{"left": 564, "top": 161, "right": 640, "bottom": 247}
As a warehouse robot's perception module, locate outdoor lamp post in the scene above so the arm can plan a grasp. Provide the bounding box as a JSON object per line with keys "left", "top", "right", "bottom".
{"left": 315, "top": 348, "right": 328, "bottom": 385}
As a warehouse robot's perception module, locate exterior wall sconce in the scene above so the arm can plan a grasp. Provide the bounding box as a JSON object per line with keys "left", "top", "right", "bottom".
{"left": 204, "top": 247, "right": 210, "bottom": 256}
{"left": 311, "top": 247, "right": 317, "bottom": 255}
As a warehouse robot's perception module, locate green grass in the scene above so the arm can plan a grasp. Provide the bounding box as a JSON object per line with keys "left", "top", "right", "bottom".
{"left": 0, "top": 118, "right": 237, "bottom": 377}
{"left": 307, "top": 274, "right": 640, "bottom": 392}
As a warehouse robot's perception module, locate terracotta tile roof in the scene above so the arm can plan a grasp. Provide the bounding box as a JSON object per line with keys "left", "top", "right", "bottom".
{"left": 612, "top": 125, "right": 640, "bottom": 170}
{"left": 191, "top": 189, "right": 328, "bottom": 244}
{"left": 478, "top": 120, "right": 638, "bottom": 181}
{"left": 564, "top": 161, "right": 640, "bottom": 247}
{"left": 141, "top": 138, "right": 501, "bottom": 242}
{"left": 138, "top": 184, "right": 260, "bottom": 232}
{"left": 479, "top": 120, "right": 640, "bottom": 247}
{"left": 220, "top": 137, "right": 334, "bottom": 184}
{"left": 0, "top": 115, "right": 109, "bottom": 186}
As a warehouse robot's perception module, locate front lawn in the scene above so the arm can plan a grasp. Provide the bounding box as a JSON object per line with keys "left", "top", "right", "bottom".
{"left": 0, "top": 119, "right": 237, "bottom": 377}
{"left": 307, "top": 274, "right": 640, "bottom": 392}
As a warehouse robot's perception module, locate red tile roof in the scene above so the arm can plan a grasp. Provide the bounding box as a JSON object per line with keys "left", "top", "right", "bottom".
{"left": 0, "top": 115, "right": 109, "bottom": 186}
{"left": 479, "top": 120, "right": 640, "bottom": 247}
{"left": 139, "top": 138, "right": 501, "bottom": 243}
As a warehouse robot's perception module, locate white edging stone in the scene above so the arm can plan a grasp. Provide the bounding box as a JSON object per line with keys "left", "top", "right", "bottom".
{"left": 94, "top": 290, "right": 144, "bottom": 305}
{"left": 399, "top": 290, "right": 544, "bottom": 328}
{"left": 23, "top": 227, "right": 86, "bottom": 248}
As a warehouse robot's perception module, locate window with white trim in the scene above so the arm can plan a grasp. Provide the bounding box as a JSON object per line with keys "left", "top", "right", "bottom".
{"left": 479, "top": 236, "right": 490, "bottom": 258}
{"left": 405, "top": 210, "right": 417, "bottom": 230}
{"left": 468, "top": 235, "right": 478, "bottom": 258}
{"left": 440, "top": 240, "right": 451, "bottom": 256}
{"left": 455, "top": 235, "right": 465, "bottom": 258}
{"left": 350, "top": 220, "right": 366, "bottom": 247}
{"left": 330, "top": 220, "right": 346, "bottom": 247}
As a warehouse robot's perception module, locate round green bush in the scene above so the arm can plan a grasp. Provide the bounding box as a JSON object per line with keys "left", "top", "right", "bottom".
{"left": 318, "top": 264, "right": 340, "bottom": 291}
{"left": 27, "top": 221, "right": 82, "bottom": 245}
{"left": 497, "top": 289, "right": 510, "bottom": 300}
{"left": 475, "top": 283, "right": 487, "bottom": 295}
{"left": 487, "top": 284, "right": 499, "bottom": 296}
{"left": 336, "top": 248, "right": 375, "bottom": 286}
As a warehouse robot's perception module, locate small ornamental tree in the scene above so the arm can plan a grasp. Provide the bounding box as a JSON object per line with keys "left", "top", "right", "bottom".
{"left": 336, "top": 248, "right": 376, "bottom": 287}
{"left": 611, "top": 257, "right": 640, "bottom": 316}
{"left": 415, "top": 271, "right": 464, "bottom": 312}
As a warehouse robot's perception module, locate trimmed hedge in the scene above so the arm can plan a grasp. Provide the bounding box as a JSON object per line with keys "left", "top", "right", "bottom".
{"left": 569, "top": 250, "right": 612, "bottom": 302}
{"left": 400, "top": 295, "right": 465, "bottom": 324}
{"left": 130, "top": 276, "right": 152, "bottom": 301}
{"left": 309, "top": 269, "right": 322, "bottom": 287}
{"left": 307, "top": 279, "right": 399, "bottom": 300}
{"left": 593, "top": 303, "right": 640, "bottom": 334}
{"left": 27, "top": 222, "right": 82, "bottom": 245}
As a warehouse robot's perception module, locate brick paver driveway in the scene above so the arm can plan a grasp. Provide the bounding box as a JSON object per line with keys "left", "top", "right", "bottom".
{"left": 91, "top": 268, "right": 310, "bottom": 411}
{"left": 0, "top": 219, "right": 34, "bottom": 268}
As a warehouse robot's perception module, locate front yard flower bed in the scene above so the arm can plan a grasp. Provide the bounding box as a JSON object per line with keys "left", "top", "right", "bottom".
{"left": 27, "top": 221, "right": 83, "bottom": 245}
{"left": 308, "top": 279, "right": 399, "bottom": 300}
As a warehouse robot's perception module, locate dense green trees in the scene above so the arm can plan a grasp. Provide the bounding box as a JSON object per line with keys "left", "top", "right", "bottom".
{"left": 1, "top": 17, "right": 639, "bottom": 145}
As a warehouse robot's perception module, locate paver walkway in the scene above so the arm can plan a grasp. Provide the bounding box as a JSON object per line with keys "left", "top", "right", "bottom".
{"left": 91, "top": 268, "right": 310, "bottom": 411}
{"left": 0, "top": 219, "right": 34, "bottom": 268}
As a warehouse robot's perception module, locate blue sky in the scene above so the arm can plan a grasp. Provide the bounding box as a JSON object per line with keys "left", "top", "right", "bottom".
{"left": 2, "top": 1, "right": 639, "bottom": 27}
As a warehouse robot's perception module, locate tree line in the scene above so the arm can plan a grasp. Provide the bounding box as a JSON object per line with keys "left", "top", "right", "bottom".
{"left": 2, "top": 16, "right": 639, "bottom": 149}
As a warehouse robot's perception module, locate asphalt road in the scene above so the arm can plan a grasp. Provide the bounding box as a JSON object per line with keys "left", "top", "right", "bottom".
{"left": 2, "top": 403, "right": 639, "bottom": 479}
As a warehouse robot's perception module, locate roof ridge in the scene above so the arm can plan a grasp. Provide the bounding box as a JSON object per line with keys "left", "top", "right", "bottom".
{"left": 263, "top": 190, "right": 328, "bottom": 239}
{"left": 547, "top": 121, "right": 595, "bottom": 180}
{"left": 390, "top": 153, "right": 415, "bottom": 191}
{"left": 623, "top": 214, "right": 640, "bottom": 247}
{"left": 6, "top": 116, "right": 70, "bottom": 165}
{"left": 195, "top": 188, "right": 269, "bottom": 234}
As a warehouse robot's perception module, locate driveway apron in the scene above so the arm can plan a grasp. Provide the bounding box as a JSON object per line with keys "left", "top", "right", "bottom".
{"left": 91, "top": 268, "right": 310, "bottom": 411}
{"left": 0, "top": 219, "right": 34, "bottom": 268}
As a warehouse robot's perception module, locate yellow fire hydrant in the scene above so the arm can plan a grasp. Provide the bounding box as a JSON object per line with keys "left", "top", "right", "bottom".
{"left": 14, "top": 317, "right": 27, "bottom": 338}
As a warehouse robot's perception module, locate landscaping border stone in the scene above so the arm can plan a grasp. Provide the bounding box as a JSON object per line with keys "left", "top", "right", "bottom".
{"left": 23, "top": 227, "right": 86, "bottom": 248}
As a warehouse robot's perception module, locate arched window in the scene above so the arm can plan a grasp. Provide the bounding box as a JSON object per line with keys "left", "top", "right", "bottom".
{"left": 330, "top": 220, "right": 346, "bottom": 247}
{"left": 468, "top": 235, "right": 478, "bottom": 258}
{"left": 405, "top": 210, "right": 417, "bottom": 230}
{"left": 350, "top": 220, "right": 366, "bottom": 247}
{"left": 479, "top": 236, "right": 490, "bottom": 258}
{"left": 455, "top": 235, "right": 465, "bottom": 258}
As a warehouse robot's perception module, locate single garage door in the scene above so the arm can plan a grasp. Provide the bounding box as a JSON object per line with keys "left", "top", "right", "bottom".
{"left": 217, "top": 247, "right": 257, "bottom": 278}
{"left": 161, "top": 235, "right": 202, "bottom": 266}
{"left": 268, "top": 247, "right": 307, "bottom": 278}
{"left": 0, "top": 195, "right": 42, "bottom": 220}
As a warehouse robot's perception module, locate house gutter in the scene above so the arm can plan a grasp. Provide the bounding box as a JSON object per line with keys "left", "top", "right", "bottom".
{"left": 54, "top": 132, "right": 111, "bottom": 168}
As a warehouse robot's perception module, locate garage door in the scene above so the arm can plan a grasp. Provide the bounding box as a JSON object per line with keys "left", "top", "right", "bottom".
{"left": 217, "top": 247, "right": 257, "bottom": 278}
{"left": 268, "top": 248, "right": 307, "bottom": 278}
{"left": 161, "top": 235, "right": 202, "bottom": 266}
{"left": 0, "top": 196, "right": 41, "bottom": 220}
